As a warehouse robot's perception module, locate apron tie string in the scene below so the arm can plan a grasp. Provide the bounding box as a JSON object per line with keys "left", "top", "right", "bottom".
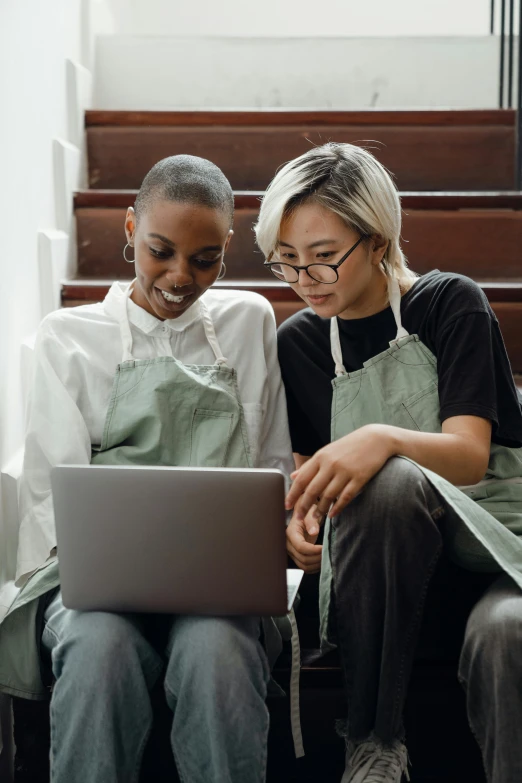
{"left": 289, "top": 609, "right": 305, "bottom": 758}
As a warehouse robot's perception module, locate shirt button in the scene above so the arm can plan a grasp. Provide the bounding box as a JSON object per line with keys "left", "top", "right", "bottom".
{"left": 162, "top": 327, "right": 168, "bottom": 333}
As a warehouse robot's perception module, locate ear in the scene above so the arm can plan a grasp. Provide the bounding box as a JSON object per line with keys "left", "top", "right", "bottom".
{"left": 370, "top": 234, "right": 389, "bottom": 266}
{"left": 224, "top": 229, "right": 234, "bottom": 252}
{"left": 125, "top": 207, "right": 136, "bottom": 245}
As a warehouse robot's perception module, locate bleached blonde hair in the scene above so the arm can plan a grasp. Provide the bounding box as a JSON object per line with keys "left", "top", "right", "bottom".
{"left": 254, "top": 142, "right": 417, "bottom": 291}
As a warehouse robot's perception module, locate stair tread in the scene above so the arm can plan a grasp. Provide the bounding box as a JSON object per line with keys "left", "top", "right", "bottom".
{"left": 75, "top": 189, "right": 522, "bottom": 210}
{"left": 61, "top": 278, "right": 522, "bottom": 295}
{"left": 85, "top": 108, "right": 516, "bottom": 128}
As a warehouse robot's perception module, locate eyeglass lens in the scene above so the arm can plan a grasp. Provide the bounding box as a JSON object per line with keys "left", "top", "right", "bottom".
{"left": 269, "top": 263, "right": 338, "bottom": 284}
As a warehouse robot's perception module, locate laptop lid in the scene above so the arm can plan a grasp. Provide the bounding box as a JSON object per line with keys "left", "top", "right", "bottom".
{"left": 51, "top": 465, "right": 289, "bottom": 616}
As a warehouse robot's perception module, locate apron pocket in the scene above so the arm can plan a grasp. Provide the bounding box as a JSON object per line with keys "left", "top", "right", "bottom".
{"left": 402, "top": 382, "right": 441, "bottom": 433}
{"left": 189, "top": 408, "right": 235, "bottom": 467}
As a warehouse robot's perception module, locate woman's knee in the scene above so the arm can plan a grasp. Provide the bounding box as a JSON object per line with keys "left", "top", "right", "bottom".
{"left": 460, "top": 576, "right": 522, "bottom": 681}
{"left": 335, "top": 456, "right": 444, "bottom": 542}
{"left": 367, "top": 456, "right": 436, "bottom": 508}
{"left": 165, "top": 616, "right": 268, "bottom": 699}
{"left": 49, "top": 610, "right": 161, "bottom": 687}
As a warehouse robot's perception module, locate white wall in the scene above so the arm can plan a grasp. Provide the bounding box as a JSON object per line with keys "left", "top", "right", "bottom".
{"left": 0, "top": 1, "right": 88, "bottom": 765}
{"left": 0, "top": 4, "right": 124, "bottom": 769}
{"left": 106, "top": 0, "right": 492, "bottom": 37}
{"left": 0, "top": 0, "right": 125, "bottom": 581}
{"left": 94, "top": 35, "right": 499, "bottom": 110}
{"left": 0, "top": 1, "right": 81, "bottom": 579}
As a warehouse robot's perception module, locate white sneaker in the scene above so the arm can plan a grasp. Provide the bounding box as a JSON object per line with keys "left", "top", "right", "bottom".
{"left": 341, "top": 739, "right": 410, "bottom": 783}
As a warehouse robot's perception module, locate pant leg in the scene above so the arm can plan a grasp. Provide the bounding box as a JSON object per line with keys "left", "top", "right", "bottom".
{"left": 331, "top": 456, "right": 446, "bottom": 743}
{"left": 42, "top": 590, "right": 164, "bottom": 783}
{"left": 164, "top": 615, "right": 270, "bottom": 783}
{"left": 459, "top": 575, "right": 522, "bottom": 783}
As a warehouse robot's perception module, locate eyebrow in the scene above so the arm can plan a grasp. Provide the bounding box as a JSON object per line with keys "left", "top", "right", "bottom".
{"left": 147, "top": 233, "right": 175, "bottom": 247}
{"left": 278, "top": 239, "right": 339, "bottom": 250}
{"left": 147, "top": 233, "right": 222, "bottom": 254}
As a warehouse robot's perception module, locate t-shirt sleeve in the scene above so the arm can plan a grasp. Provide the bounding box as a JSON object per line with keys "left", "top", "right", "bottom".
{"left": 436, "top": 310, "right": 522, "bottom": 445}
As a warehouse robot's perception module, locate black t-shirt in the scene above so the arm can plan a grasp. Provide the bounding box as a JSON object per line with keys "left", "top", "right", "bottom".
{"left": 277, "top": 271, "right": 522, "bottom": 455}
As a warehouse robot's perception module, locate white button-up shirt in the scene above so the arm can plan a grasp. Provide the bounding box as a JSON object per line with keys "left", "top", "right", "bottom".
{"left": 16, "top": 282, "right": 294, "bottom": 585}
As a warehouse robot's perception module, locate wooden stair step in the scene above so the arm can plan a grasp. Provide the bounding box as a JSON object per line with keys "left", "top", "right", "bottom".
{"left": 75, "top": 190, "right": 522, "bottom": 211}
{"left": 86, "top": 110, "right": 515, "bottom": 191}
{"left": 86, "top": 109, "right": 516, "bottom": 128}
{"left": 60, "top": 279, "right": 522, "bottom": 373}
{"left": 75, "top": 192, "right": 522, "bottom": 281}
{"left": 59, "top": 278, "right": 522, "bottom": 304}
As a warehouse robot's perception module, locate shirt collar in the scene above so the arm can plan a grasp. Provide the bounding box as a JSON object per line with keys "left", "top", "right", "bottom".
{"left": 103, "top": 280, "right": 202, "bottom": 335}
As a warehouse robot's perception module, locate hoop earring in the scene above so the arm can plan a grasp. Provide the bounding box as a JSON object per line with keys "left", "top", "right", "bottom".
{"left": 217, "top": 262, "right": 227, "bottom": 280}
{"left": 123, "top": 243, "right": 135, "bottom": 263}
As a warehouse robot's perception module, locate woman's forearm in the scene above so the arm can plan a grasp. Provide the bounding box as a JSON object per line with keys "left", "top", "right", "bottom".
{"left": 382, "top": 419, "right": 492, "bottom": 486}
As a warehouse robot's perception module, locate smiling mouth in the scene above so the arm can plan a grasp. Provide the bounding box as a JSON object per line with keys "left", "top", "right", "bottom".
{"left": 158, "top": 288, "right": 192, "bottom": 304}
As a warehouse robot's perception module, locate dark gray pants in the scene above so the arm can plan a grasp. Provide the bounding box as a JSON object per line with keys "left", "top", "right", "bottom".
{"left": 330, "top": 456, "right": 522, "bottom": 783}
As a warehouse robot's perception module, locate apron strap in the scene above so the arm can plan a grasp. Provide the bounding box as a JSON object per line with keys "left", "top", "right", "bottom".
{"left": 330, "top": 317, "right": 347, "bottom": 377}
{"left": 329, "top": 276, "right": 410, "bottom": 372}
{"left": 199, "top": 299, "right": 228, "bottom": 365}
{"left": 117, "top": 284, "right": 228, "bottom": 366}
{"left": 388, "top": 276, "right": 409, "bottom": 342}
{"left": 288, "top": 609, "right": 305, "bottom": 758}
{"left": 118, "top": 283, "right": 136, "bottom": 363}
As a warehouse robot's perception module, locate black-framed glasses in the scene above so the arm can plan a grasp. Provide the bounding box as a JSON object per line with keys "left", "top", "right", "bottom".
{"left": 263, "top": 236, "right": 367, "bottom": 284}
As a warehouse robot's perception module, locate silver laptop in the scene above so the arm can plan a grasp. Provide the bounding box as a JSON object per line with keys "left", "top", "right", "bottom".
{"left": 51, "top": 465, "right": 303, "bottom": 616}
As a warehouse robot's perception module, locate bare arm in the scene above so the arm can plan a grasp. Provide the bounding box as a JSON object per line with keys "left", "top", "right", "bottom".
{"left": 286, "top": 415, "right": 492, "bottom": 529}
{"left": 385, "top": 416, "right": 491, "bottom": 486}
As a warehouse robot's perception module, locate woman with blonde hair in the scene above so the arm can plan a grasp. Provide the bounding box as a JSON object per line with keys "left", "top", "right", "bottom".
{"left": 255, "top": 143, "right": 522, "bottom": 783}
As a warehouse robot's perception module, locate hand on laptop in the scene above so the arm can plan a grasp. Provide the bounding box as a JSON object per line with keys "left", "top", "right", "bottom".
{"left": 286, "top": 502, "right": 323, "bottom": 574}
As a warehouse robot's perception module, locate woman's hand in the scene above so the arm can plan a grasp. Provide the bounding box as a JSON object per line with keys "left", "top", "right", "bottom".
{"left": 286, "top": 501, "right": 323, "bottom": 574}
{"left": 285, "top": 424, "right": 395, "bottom": 533}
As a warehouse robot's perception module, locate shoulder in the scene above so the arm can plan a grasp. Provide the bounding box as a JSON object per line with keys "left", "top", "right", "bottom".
{"left": 278, "top": 305, "right": 325, "bottom": 339}
{"left": 204, "top": 287, "right": 273, "bottom": 311}
{"left": 36, "top": 302, "right": 113, "bottom": 354}
{"left": 277, "top": 306, "right": 328, "bottom": 350}
{"left": 203, "top": 287, "right": 276, "bottom": 327}
{"left": 404, "top": 271, "right": 491, "bottom": 319}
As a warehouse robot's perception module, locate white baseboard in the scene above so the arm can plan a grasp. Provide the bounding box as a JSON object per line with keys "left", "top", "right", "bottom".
{"left": 66, "top": 57, "right": 92, "bottom": 189}
{"left": 53, "top": 138, "right": 82, "bottom": 236}
{"left": 37, "top": 230, "right": 71, "bottom": 319}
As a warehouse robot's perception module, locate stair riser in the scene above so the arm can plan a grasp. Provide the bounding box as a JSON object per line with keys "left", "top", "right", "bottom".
{"left": 77, "top": 207, "right": 522, "bottom": 281}
{"left": 87, "top": 126, "right": 515, "bottom": 191}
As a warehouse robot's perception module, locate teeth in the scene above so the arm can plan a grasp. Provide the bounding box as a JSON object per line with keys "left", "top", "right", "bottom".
{"left": 161, "top": 290, "right": 186, "bottom": 303}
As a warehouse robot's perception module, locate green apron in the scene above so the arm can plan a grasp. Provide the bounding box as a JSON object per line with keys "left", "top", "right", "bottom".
{"left": 319, "top": 276, "right": 522, "bottom": 650}
{"left": 0, "top": 289, "right": 298, "bottom": 739}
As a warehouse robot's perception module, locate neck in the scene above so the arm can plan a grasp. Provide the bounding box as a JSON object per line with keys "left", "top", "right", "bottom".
{"left": 338, "top": 268, "right": 390, "bottom": 320}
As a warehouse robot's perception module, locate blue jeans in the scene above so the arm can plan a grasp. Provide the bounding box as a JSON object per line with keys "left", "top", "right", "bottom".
{"left": 42, "top": 593, "right": 270, "bottom": 783}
